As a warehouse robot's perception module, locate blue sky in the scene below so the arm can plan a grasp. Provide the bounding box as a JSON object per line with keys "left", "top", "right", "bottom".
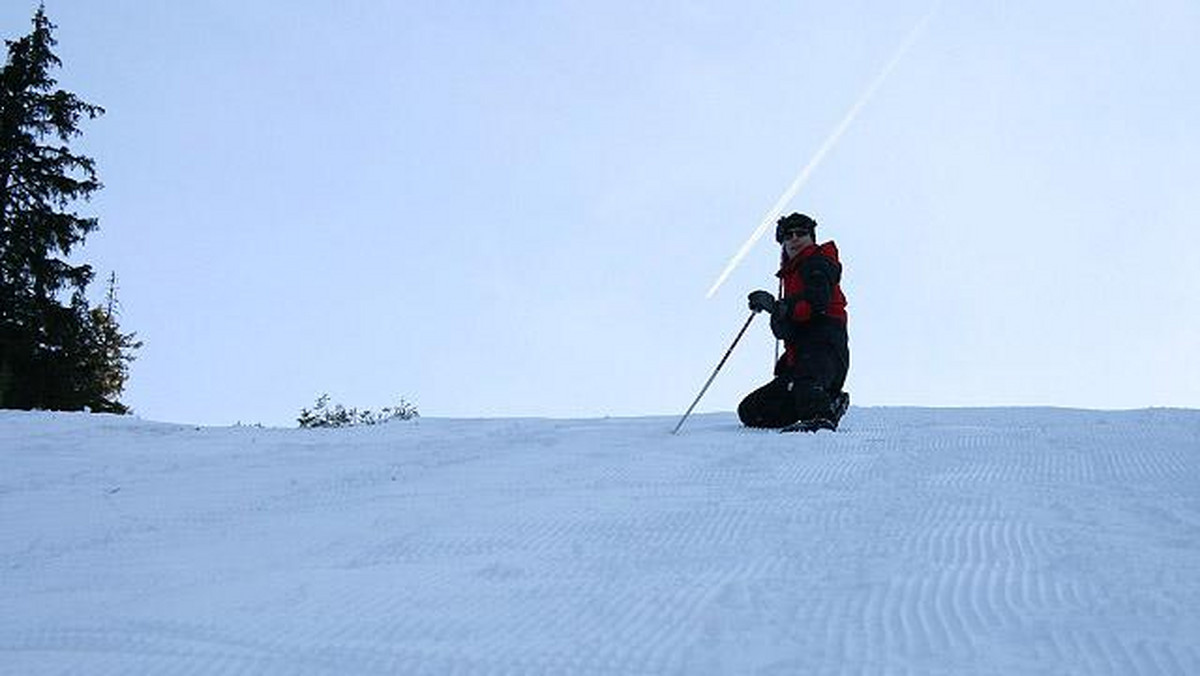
{"left": 6, "top": 1, "right": 1198, "bottom": 425}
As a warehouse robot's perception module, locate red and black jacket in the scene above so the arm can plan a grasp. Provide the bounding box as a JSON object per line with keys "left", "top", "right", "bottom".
{"left": 773, "top": 241, "right": 848, "bottom": 371}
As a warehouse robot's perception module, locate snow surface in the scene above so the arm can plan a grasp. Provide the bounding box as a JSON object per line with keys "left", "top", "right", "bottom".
{"left": 2, "top": 407, "right": 1199, "bottom": 675}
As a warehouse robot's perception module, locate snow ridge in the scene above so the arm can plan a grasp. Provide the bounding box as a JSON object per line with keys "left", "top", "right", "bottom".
{"left": 2, "top": 407, "right": 1199, "bottom": 675}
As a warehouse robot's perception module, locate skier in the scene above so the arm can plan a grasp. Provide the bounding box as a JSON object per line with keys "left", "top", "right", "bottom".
{"left": 738, "top": 212, "right": 850, "bottom": 431}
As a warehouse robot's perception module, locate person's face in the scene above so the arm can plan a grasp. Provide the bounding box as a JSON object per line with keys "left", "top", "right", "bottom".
{"left": 781, "top": 228, "right": 813, "bottom": 258}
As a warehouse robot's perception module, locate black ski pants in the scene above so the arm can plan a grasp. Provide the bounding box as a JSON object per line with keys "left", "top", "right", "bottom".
{"left": 738, "top": 329, "right": 848, "bottom": 429}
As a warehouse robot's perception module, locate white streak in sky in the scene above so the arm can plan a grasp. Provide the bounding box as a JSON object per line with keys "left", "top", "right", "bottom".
{"left": 706, "top": 5, "right": 940, "bottom": 299}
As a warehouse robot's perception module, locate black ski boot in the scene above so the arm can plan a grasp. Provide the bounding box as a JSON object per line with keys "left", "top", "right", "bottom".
{"left": 781, "top": 391, "right": 850, "bottom": 433}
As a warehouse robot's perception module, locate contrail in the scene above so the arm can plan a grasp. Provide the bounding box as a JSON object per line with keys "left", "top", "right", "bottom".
{"left": 706, "top": 5, "right": 940, "bottom": 299}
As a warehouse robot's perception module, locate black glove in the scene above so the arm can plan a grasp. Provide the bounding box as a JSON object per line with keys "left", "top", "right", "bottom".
{"left": 747, "top": 290, "right": 777, "bottom": 314}
{"left": 770, "top": 297, "right": 797, "bottom": 341}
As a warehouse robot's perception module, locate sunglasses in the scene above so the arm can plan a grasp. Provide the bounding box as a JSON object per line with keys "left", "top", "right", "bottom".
{"left": 780, "top": 228, "right": 811, "bottom": 242}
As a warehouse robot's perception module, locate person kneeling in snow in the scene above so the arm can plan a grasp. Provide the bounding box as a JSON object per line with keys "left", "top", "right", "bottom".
{"left": 739, "top": 212, "right": 850, "bottom": 430}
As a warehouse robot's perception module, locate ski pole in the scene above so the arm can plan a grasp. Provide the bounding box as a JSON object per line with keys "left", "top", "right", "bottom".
{"left": 672, "top": 312, "right": 757, "bottom": 435}
{"left": 774, "top": 277, "right": 783, "bottom": 366}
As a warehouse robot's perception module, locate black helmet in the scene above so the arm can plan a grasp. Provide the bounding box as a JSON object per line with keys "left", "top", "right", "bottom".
{"left": 774, "top": 212, "right": 818, "bottom": 243}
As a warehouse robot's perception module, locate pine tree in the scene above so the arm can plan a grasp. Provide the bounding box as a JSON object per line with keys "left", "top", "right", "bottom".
{"left": 85, "top": 274, "right": 142, "bottom": 413}
{"left": 1, "top": 6, "right": 138, "bottom": 412}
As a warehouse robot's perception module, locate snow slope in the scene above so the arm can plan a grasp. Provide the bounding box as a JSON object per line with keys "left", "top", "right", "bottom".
{"left": 2, "top": 407, "right": 1199, "bottom": 675}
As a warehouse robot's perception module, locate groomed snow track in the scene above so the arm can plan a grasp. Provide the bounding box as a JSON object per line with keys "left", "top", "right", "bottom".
{"left": 2, "top": 407, "right": 1199, "bottom": 675}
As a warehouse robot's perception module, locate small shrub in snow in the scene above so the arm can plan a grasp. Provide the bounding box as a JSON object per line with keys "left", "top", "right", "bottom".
{"left": 298, "top": 394, "right": 419, "bottom": 429}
